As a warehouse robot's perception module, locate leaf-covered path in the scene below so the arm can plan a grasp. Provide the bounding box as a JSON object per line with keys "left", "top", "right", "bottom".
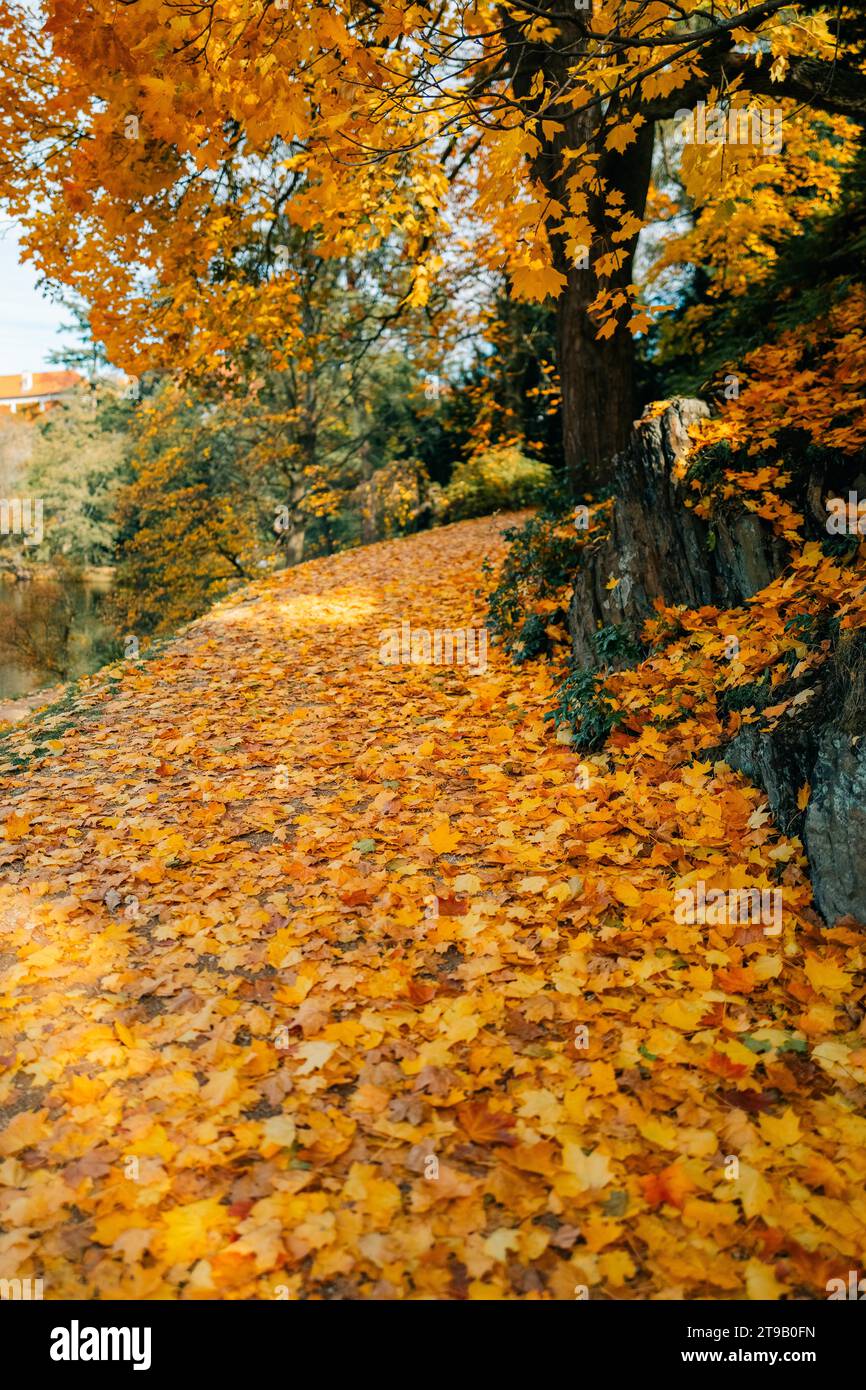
{"left": 1, "top": 516, "right": 865, "bottom": 1300}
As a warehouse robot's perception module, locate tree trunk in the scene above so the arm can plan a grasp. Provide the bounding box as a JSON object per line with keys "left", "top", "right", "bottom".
{"left": 506, "top": 5, "right": 655, "bottom": 490}
{"left": 555, "top": 262, "right": 639, "bottom": 493}
{"left": 552, "top": 122, "right": 655, "bottom": 490}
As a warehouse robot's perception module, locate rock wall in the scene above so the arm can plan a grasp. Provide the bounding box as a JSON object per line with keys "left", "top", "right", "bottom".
{"left": 568, "top": 398, "right": 789, "bottom": 665}
{"left": 568, "top": 398, "right": 865, "bottom": 925}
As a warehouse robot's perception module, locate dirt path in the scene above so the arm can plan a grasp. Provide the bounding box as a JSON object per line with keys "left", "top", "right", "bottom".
{"left": 0, "top": 516, "right": 864, "bottom": 1300}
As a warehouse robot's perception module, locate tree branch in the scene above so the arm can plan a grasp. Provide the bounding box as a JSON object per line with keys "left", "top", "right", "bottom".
{"left": 641, "top": 51, "right": 866, "bottom": 123}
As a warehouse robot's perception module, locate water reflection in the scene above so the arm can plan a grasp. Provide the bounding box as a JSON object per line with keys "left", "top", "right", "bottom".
{"left": 0, "top": 576, "right": 117, "bottom": 700}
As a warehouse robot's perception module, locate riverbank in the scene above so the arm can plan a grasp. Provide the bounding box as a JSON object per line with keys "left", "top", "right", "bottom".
{"left": 0, "top": 563, "right": 114, "bottom": 585}
{"left": 0, "top": 680, "right": 65, "bottom": 726}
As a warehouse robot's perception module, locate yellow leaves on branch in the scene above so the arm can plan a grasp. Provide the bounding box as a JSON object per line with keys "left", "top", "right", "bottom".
{"left": 3, "top": 0, "right": 820, "bottom": 360}
{"left": 650, "top": 102, "right": 858, "bottom": 308}
{"left": 690, "top": 285, "right": 866, "bottom": 503}
{"left": 605, "top": 115, "right": 645, "bottom": 154}
{"left": 509, "top": 261, "right": 567, "bottom": 303}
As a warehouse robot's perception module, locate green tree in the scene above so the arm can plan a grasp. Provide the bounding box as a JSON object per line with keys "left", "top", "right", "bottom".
{"left": 27, "top": 383, "right": 131, "bottom": 566}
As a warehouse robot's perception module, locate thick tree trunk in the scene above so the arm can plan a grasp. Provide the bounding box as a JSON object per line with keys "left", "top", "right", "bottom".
{"left": 552, "top": 123, "right": 655, "bottom": 490}
{"left": 555, "top": 267, "right": 637, "bottom": 493}
{"left": 506, "top": 3, "right": 655, "bottom": 490}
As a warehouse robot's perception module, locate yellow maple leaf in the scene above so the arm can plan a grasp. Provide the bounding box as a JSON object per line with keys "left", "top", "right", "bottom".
{"left": 759, "top": 1108, "right": 801, "bottom": 1147}
{"left": 510, "top": 263, "right": 567, "bottom": 303}
{"left": 158, "top": 1199, "right": 230, "bottom": 1264}
{"left": 428, "top": 818, "right": 460, "bottom": 854}
{"left": 605, "top": 115, "right": 644, "bottom": 154}
{"left": 804, "top": 955, "right": 851, "bottom": 995}
{"left": 295, "top": 1041, "right": 336, "bottom": 1074}
{"left": 733, "top": 1163, "right": 771, "bottom": 1220}
{"left": 659, "top": 999, "right": 706, "bottom": 1031}
{"left": 261, "top": 1114, "right": 297, "bottom": 1153}
{"left": 519, "top": 875, "right": 547, "bottom": 893}
{"left": 599, "top": 1250, "right": 636, "bottom": 1286}
{"left": 2, "top": 813, "right": 30, "bottom": 841}
{"left": 745, "top": 1259, "right": 787, "bottom": 1300}
{"left": 562, "top": 1144, "right": 612, "bottom": 1190}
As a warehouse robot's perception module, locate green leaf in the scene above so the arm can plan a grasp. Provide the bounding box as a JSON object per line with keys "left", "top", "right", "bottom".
{"left": 603, "top": 1189, "right": 629, "bottom": 1217}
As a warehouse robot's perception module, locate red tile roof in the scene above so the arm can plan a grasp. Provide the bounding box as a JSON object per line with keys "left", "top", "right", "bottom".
{"left": 0, "top": 371, "right": 83, "bottom": 399}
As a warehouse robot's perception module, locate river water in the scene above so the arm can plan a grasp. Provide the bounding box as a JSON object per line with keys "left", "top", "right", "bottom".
{"left": 0, "top": 576, "right": 116, "bottom": 701}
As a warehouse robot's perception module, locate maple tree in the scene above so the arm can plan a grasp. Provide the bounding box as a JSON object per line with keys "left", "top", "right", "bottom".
{"left": 26, "top": 381, "right": 131, "bottom": 566}
{"left": 1, "top": 0, "right": 866, "bottom": 1314}
{"left": 1, "top": 1, "right": 864, "bottom": 483}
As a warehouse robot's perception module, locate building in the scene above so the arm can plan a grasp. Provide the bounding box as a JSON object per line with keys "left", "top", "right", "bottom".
{"left": 0, "top": 370, "right": 83, "bottom": 416}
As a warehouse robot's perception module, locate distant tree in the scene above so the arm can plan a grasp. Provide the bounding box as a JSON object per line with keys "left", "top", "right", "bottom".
{"left": 0, "top": 414, "right": 33, "bottom": 498}
{"left": 27, "top": 384, "right": 131, "bottom": 566}
{"left": 45, "top": 297, "right": 111, "bottom": 380}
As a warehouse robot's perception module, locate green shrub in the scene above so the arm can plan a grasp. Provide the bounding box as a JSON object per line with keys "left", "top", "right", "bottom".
{"left": 590, "top": 623, "right": 643, "bottom": 668}
{"left": 545, "top": 667, "right": 626, "bottom": 750}
{"left": 486, "top": 513, "right": 582, "bottom": 661}
{"left": 436, "top": 445, "right": 551, "bottom": 522}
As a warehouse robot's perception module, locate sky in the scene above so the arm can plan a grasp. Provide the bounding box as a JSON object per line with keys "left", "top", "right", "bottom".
{"left": 0, "top": 3, "right": 72, "bottom": 374}
{"left": 0, "top": 218, "right": 76, "bottom": 374}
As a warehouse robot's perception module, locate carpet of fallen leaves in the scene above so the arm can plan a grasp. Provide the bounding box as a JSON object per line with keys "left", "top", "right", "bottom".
{"left": 1, "top": 514, "right": 865, "bottom": 1301}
